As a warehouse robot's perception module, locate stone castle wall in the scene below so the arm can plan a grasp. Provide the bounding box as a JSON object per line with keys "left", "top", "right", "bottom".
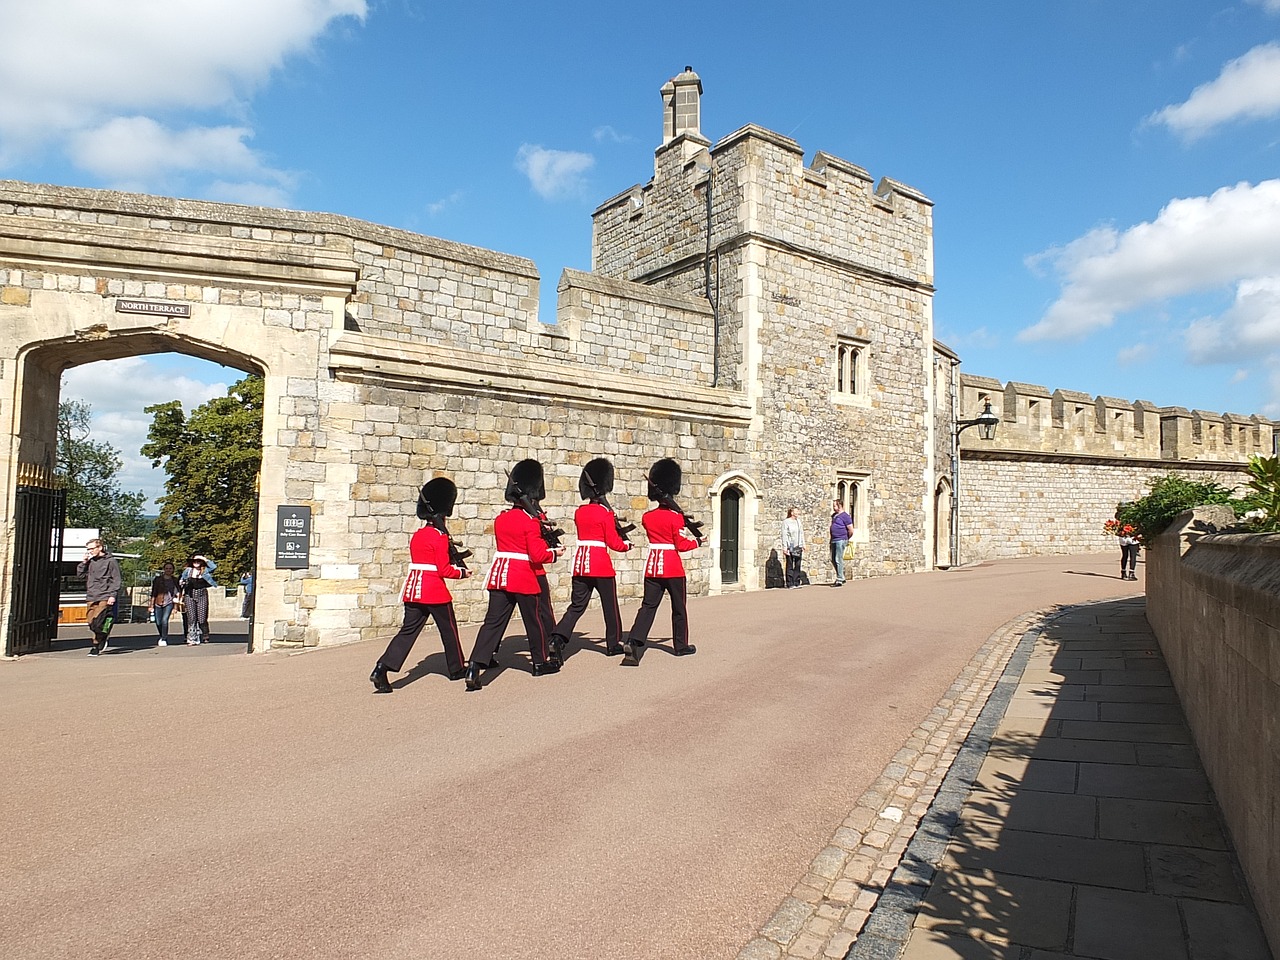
{"left": 952, "top": 374, "right": 1274, "bottom": 562}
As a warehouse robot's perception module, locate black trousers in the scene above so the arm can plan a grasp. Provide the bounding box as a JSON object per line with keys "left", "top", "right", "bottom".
{"left": 555, "top": 576, "right": 623, "bottom": 647}
{"left": 627, "top": 577, "right": 690, "bottom": 651}
{"left": 785, "top": 550, "right": 803, "bottom": 587}
{"left": 1121, "top": 542, "right": 1140, "bottom": 575}
{"left": 379, "top": 602, "right": 465, "bottom": 675}
{"left": 536, "top": 574, "right": 557, "bottom": 644}
{"left": 470, "top": 590, "right": 552, "bottom": 667}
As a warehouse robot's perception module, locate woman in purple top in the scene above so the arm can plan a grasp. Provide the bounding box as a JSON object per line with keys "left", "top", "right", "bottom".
{"left": 829, "top": 500, "right": 853, "bottom": 586}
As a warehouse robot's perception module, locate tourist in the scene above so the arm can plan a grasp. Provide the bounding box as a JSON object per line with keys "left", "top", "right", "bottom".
{"left": 148, "top": 561, "right": 181, "bottom": 647}
{"left": 782, "top": 507, "right": 805, "bottom": 588}
{"left": 829, "top": 500, "right": 853, "bottom": 586}
{"left": 180, "top": 557, "right": 217, "bottom": 645}
{"left": 79, "top": 538, "right": 121, "bottom": 656}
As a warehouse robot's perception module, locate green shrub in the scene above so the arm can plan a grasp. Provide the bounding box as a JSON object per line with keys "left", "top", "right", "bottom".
{"left": 1113, "top": 474, "right": 1242, "bottom": 545}
{"left": 1240, "top": 455, "right": 1280, "bottom": 532}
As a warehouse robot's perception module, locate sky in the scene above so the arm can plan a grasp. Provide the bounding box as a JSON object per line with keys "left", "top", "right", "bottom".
{"left": 3, "top": 0, "right": 1279, "bottom": 506}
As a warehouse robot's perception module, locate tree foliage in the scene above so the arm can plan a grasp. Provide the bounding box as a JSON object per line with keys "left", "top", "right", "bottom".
{"left": 1113, "top": 473, "right": 1242, "bottom": 545}
{"left": 1240, "top": 455, "right": 1280, "bottom": 532}
{"left": 56, "top": 398, "right": 147, "bottom": 546}
{"left": 141, "top": 374, "right": 263, "bottom": 578}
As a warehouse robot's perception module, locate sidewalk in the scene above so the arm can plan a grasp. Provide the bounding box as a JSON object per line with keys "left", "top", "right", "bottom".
{"left": 852, "top": 598, "right": 1274, "bottom": 960}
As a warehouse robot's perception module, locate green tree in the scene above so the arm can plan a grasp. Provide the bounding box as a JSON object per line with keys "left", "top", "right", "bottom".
{"left": 1113, "top": 473, "right": 1242, "bottom": 544}
{"left": 141, "top": 374, "right": 263, "bottom": 578}
{"left": 56, "top": 398, "right": 147, "bottom": 545}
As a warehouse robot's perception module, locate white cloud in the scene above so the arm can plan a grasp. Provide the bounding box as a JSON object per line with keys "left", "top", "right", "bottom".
{"left": 1149, "top": 42, "right": 1280, "bottom": 140}
{"left": 1116, "top": 343, "right": 1153, "bottom": 366}
{"left": 515, "top": 144, "right": 595, "bottom": 200}
{"left": 426, "top": 190, "right": 465, "bottom": 216}
{"left": 1248, "top": 0, "right": 1280, "bottom": 13}
{"left": 1020, "top": 179, "right": 1280, "bottom": 342}
{"left": 62, "top": 357, "right": 233, "bottom": 507}
{"left": 593, "top": 125, "right": 632, "bottom": 144}
{"left": 67, "top": 117, "right": 296, "bottom": 198}
{"left": 0, "top": 0, "right": 365, "bottom": 196}
{"left": 1185, "top": 276, "right": 1280, "bottom": 363}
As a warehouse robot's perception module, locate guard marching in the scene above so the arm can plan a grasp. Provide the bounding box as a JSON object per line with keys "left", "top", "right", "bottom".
{"left": 465, "top": 459, "right": 565, "bottom": 691}
{"left": 622, "top": 458, "right": 705, "bottom": 665}
{"left": 370, "top": 477, "right": 471, "bottom": 693}
{"left": 549, "top": 457, "right": 633, "bottom": 661}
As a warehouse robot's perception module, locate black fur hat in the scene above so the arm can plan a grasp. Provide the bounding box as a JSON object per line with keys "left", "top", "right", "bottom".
{"left": 647, "top": 457, "right": 682, "bottom": 501}
{"left": 416, "top": 477, "right": 458, "bottom": 519}
{"left": 505, "top": 458, "right": 545, "bottom": 503}
{"left": 578, "top": 458, "right": 615, "bottom": 501}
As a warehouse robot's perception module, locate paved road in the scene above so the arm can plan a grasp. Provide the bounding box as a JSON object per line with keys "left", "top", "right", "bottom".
{"left": 0, "top": 554, "right": 1140, "bottom": 960}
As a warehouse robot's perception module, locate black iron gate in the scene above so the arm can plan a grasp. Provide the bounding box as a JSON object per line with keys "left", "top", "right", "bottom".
{"left": 7, "top": 464, "right": 66, "bottom": 656}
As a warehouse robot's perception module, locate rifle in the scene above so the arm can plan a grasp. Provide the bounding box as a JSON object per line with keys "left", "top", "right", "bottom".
{"left": 648, "top": 480, "right": 706, "bottom": 543}
{"left": 429, "top": 515, "right": 472, "bottom": 573}
{"left": 581, "top": 465, "right": 636, "bottom": 545}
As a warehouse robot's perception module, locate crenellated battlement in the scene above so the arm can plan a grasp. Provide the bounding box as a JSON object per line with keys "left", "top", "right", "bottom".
{"left": 958, "top": 373, "right": 1276, "bottom": 463}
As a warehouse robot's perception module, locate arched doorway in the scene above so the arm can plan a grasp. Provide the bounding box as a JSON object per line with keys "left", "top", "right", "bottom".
{"left": 933, "top": 478, "right": 953, "bottom": 568}
{"left": 707, "top": 470, "right": 760, "bottom": 594}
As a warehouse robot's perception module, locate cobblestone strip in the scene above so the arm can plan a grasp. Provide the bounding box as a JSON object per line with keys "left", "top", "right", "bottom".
{"left": 736, "top": 607, "right": 1058, "bottom": 960}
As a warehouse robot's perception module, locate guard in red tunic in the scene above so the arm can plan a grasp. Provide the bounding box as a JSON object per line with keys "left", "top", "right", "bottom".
{"left": 370, "top": 477, "right": 471, "bottom": 694}
{"left": 622, "top": 458, "right": 705, "bottom": 665}
{"left": 549, "top": 457, "right": 633, "bottom": 661}
{"left": 465, "top": 459, "right": 565, "bottom": 691}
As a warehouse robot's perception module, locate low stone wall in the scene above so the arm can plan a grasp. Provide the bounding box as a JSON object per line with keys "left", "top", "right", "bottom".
{"left": 1146, "top": 507, "right": 1280, "bottom": 957}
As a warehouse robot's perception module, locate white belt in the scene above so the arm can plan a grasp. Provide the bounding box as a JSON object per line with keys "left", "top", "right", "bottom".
{"left": 493, "top": 552, "right": 531, "bottom": 561}
{"left": 576, "top": 540, "right": 607, "bottom": 548}
{"left": 408, "top": 563, "right": 438, "bottom": 572}
{"left": 648, "top": 544, "right": 676, "bottom": 551}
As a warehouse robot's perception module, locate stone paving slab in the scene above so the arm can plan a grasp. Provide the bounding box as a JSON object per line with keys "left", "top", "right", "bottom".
{"left": 739, "top": 597, "right": 1274, "bottom": 960}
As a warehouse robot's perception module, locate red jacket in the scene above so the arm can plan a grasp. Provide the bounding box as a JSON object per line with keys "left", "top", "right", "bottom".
{"left": 641, "top": 506, "right": 700, "bottom": 578}
{"left": 401, "top": 525, "right": 466, "bottom": 604}
{"left": 569, "top": 502, "right": 631, "bottom": 577}
{"left": 484, "top": 507, "right": 559, "bottom": 594}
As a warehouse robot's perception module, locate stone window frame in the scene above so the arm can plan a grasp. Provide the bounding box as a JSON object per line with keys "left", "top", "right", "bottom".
{"left": 833, "top": 471, "right": 871, "bottom": 544}
{"left": 832, "top": 335, "right": 871, "bottom": 408}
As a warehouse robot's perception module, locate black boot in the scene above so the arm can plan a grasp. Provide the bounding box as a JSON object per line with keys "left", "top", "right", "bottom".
{"left": 620, "top": 640, "right": 639, "bottom": 667}
{"left": 548, "top": 633, "right": 567, "bottom": 667}
{"left": 370, "top": 663, "right": 393, "bottom": 694}
{"left": 675, "top": 645, "right": 697, "bottom": 657}
{"left": 605, "top": 643, "right": 625, "bottom": 656}
{"left": 531, "top": 660, "right": 560, "bottom": 677}
{"left": 464, "top": 662, "right": 483, "bottom": 692}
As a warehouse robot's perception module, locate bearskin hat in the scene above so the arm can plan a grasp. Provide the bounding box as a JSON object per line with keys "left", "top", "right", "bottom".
{"left": 504, "top": 458, "right": 545, "bottom": 504}
{"left": 416, "top": 477, "right": 458, "bottom": 519}
{"left": 578, "top": 457, "right": 615, "bottom": 501}
{"left": 647, "top": 457, "right": 682, "bottom": 501}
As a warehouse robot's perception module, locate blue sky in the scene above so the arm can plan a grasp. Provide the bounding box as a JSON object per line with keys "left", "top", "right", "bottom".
{"left": 3, "top": 0, "right": 1279, "bottom": 504}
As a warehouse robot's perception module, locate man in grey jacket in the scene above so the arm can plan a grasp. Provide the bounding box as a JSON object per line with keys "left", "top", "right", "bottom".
{"left": 78, "top": 538, "right": 121, "bottom": 656}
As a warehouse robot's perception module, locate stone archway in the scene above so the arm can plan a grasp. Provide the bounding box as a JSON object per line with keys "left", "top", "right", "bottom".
{"left": 707, "top": 470, "right": 760, "bottom": 594}
{"left": 0, "top": 220, "right": 349, "bottom": 654}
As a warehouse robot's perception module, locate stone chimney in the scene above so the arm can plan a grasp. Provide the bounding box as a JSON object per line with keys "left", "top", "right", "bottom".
{"left": 661, "top": 66, "right": 703, "bottom": 145}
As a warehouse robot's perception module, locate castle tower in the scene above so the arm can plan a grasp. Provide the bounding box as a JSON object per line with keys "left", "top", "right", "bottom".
{"left": 661, "top": 67, "right": 703, "bottom": 144}
{"left": 593, "top": 70, "right": 938, "bottom": 583}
